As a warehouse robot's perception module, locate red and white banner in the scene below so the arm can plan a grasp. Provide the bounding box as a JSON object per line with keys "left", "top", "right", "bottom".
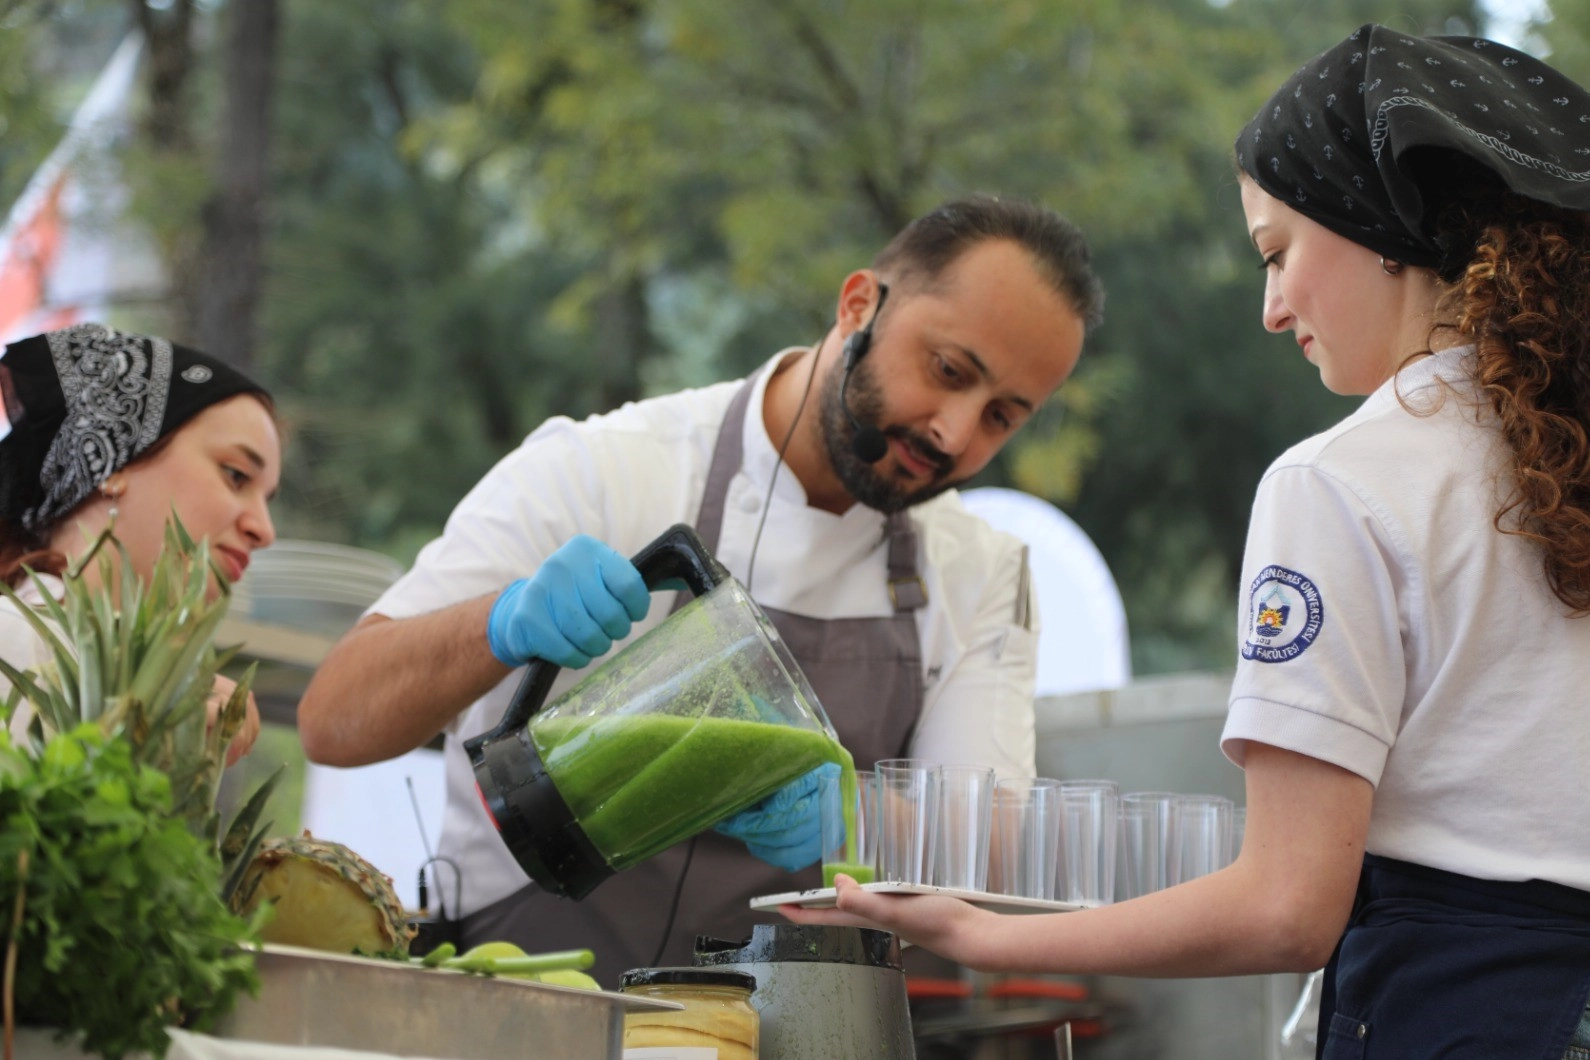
{"left": 0, "top": 32, "right": 145, "bottom": 347}
{"left": 0, "top": 33, "right": 145, "bottom": 442}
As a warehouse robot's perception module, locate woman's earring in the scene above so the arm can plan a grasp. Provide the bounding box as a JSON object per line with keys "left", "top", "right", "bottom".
{"left": 101, "top": 483, "right": 122, "bottom": 521}
{"left": 1380, "top": 257, "right": 1405, "bottom": 276}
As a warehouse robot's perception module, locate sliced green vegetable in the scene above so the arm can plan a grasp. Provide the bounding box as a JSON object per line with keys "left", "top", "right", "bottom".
{"left": 440, "top": 948, "right": 595, "bottom": 976}
{"left": 420, "top": 941, "right": 457, "bottom": 967}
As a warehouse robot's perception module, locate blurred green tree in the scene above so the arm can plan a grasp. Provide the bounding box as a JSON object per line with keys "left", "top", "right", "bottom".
{"left": 0, "top": 9, "right": 62, "bottom": 211}
{"left": 1531, "top": 0, "right": 1590, "bottom": 77}
{"left": 256, "top": 0, "right": 580, "bottom": 553}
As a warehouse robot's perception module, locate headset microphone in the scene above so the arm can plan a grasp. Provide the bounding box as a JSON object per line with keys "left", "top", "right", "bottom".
{"left": 840, "top": 284, "right": 890, "bottom": 464}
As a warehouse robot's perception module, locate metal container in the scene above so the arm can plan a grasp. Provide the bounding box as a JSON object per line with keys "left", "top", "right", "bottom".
{"left": 212, "top": 944, "right": 681, "bottom": 1060}
{"left": 694, "top": 925, "right": 915, "bottom": 1060}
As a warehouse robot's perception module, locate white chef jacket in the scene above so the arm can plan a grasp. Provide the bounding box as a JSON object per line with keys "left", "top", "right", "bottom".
{"left": 1222, "top": 346, "right": 1590, "bottom": 891}
{"left": 370, "top": 350, "right": 1040, "bottom": 915}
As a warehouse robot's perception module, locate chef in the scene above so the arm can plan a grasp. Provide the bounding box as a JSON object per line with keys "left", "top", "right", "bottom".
{"left": 296, "top": 194, "right": 1104, "bottom": 980}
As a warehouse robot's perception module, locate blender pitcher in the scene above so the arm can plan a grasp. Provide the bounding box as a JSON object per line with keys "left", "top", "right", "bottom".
{"left": 466, "top": 523, "right": 846, "bottom": 900}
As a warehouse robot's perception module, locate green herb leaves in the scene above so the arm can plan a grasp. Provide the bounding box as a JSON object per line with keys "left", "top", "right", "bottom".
{"left": 0, "top": 725, "right": 263, "bottom": 1060}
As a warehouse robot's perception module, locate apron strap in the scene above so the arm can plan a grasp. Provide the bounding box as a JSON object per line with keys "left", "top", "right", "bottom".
{"left": 886, "top": 513, "right": 926, "bottom": 612}
{"left": 690, "top": 372, "right": 755, "bottom": 560}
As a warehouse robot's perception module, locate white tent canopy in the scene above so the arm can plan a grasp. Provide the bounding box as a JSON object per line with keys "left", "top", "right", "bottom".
{"left": 959, "top": 487, "right": 1130, "bottom": 698}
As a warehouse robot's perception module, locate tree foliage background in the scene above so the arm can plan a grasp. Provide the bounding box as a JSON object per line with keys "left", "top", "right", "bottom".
{"left": 3, "top": 0, "right": 1565, "bottom": 675}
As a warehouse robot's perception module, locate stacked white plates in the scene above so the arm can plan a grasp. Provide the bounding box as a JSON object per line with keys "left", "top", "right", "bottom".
{"left": 231, "top": 539, "right": 405, "bottom": 638}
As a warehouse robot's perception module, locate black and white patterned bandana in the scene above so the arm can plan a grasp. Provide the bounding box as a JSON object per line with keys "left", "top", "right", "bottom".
{"left": 0, "top": 323, "right": 268, "bottom": 533}
{"left": 1236, "top": 23, "right": 1590, "bottom": 267}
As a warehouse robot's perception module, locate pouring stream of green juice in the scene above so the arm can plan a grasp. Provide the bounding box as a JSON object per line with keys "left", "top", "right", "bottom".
{"left": 825, "top": 764, "right": 874, "bottom": 887}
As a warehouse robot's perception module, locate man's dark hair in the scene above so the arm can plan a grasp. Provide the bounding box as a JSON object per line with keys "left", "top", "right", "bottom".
{"left": 873, "top": 195, "right": 1105, "bottom": 330}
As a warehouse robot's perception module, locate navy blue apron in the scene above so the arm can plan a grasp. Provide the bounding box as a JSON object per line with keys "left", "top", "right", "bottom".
{"left": 1317, "top": 854, "right": 1590, "bottom": 1059}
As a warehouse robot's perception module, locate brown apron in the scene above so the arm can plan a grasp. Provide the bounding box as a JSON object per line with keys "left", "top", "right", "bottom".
{"left": 459, "top": 373, "right": 927, "bottom": 984}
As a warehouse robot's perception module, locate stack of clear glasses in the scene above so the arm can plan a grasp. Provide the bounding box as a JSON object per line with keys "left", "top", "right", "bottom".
{"left": 1116, "top": 791, "right": 1243, "bottom": 901}
{"left": 818, "top": 764, "right": 1228, "bottom": 908}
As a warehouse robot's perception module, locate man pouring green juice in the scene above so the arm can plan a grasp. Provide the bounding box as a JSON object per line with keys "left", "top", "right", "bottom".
{"left": 296, "top": 195, "right": 1103, "bottom": 983}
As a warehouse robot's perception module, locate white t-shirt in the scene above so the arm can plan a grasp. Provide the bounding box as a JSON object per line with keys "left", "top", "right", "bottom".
{"left": 1, "top": 574, "right": 62, "bottom": 741}
{"left": 371, "top": 351, "right": 1040, "bottom": 915}
{"left": 1222, "top": 347, "right": 1590, "bottom": 891}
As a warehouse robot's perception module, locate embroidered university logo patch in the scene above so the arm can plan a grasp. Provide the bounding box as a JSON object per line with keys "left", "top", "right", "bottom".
{"left": 1242, "top": 565, "right": 1324, "bottom": 663}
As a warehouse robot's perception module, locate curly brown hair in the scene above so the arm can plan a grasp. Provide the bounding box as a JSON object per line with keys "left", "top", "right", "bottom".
{"left": 1431, "top": 185, "right": 1590, "bottom": 614}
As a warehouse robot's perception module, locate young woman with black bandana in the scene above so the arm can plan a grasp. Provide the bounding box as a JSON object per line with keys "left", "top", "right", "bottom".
{"left": 786, "top": 24, "right": 1590, "bottom": 1057}
{"left": 0, "top": 323, "right": 282, "bottom": 764}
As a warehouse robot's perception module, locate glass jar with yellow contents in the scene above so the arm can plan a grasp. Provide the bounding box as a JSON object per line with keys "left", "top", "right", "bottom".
{"left": 618, "top": 967, "right": 759, "bottom": 1059}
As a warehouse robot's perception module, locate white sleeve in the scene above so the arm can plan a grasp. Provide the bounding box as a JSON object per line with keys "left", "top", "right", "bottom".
{"left": 1221, "top": 463, "right": 1407, "bottom": 786}
{"left": 908, "top": 543, "right": 1038, "bottom": 779}
{"left": 368, "top": 417, "right": 613, "bottom": 622}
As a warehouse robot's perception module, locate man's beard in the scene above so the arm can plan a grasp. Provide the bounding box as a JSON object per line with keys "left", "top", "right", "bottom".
{"left": 818, "top": 357, "right": 963, "bottom": 514}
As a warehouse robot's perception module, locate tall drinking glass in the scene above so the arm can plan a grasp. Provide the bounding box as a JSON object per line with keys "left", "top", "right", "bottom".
{"left": 821, "top": 769, "right": 877, "bottom": 887}
{"left": 1057, "top": 780, "right": 1118, "bottom": 907}
{"left": 991, "top": 777, "right": 1061, "bottom": 900}
{"left": 1118, "top": 791, "right": 1182, "bottom": 899}
{"left": 1177, "top": 794, "right": 1234, "bottom": 881}
{"left": 933, "top": 765, "right": 996, "bottom": 891}
{"left": 875, "top": 759, "right": 939, "bottom": 885}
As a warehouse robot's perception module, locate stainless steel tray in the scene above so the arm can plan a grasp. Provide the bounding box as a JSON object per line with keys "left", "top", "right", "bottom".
{"left": 212, "top": 944, "right": 680, "bottom": 1060}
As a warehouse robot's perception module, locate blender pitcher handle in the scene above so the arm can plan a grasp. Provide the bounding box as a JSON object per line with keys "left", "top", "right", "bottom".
{"left": 630, "top": 522, "right": 731, "bottom": 599}
{"left": 480, "top": 523, "right": 731, "bottom": 741}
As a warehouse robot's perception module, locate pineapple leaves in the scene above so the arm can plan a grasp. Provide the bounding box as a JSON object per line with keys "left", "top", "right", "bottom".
{"left": 206, "top": 660, "right": 255, "bottom": 771}
{"left": 219, "top": 764, "right": 285, "bottom": 908}
{"left": 0, "top": 573, "right": 79, "bottom": 721}
{"left": 0, "top": 657, "right": 54, "bottom": 725}
{"left": 0, "top": 516, "right": 263, "bottom": 861}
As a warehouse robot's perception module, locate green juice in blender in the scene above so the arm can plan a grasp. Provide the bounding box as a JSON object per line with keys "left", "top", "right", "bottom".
{"left": 531, "top": 713, "right": 860, "bottom": 872}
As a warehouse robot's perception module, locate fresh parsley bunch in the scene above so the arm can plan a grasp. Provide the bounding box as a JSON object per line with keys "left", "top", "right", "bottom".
{"left": 0, "top": 723, "right": 265, "bottom": 1059}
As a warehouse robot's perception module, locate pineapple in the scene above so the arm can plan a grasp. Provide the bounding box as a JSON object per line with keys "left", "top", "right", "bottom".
{"left": 235, "top": 832, "right": 415, "bottom": 958}
{"left": 0, "top": 520, "right": 280, "bottom": 900}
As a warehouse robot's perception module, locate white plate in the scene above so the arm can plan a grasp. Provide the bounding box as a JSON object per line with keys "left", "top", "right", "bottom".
{"left": 749, "top": 881, "right": 1092, "bottom": 915}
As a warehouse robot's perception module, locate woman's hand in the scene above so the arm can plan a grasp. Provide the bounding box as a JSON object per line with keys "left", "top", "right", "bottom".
{"left": 208, "top": 674, "right": 261, "bottom": 766}
{"left": 780, "top": 875, "right": 994, "bottom": 965}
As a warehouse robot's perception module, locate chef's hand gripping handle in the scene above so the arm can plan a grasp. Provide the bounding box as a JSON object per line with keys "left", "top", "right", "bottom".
{"left": 482, "top": 523, "right": 729, "bottom": 742}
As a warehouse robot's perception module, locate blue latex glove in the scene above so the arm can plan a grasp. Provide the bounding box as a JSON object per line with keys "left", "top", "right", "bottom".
{"left": 487, "top": 535, "right": 651, "bottom": 668}
{"left": 714, "top": 763, "right": 840, "bottom": 873}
